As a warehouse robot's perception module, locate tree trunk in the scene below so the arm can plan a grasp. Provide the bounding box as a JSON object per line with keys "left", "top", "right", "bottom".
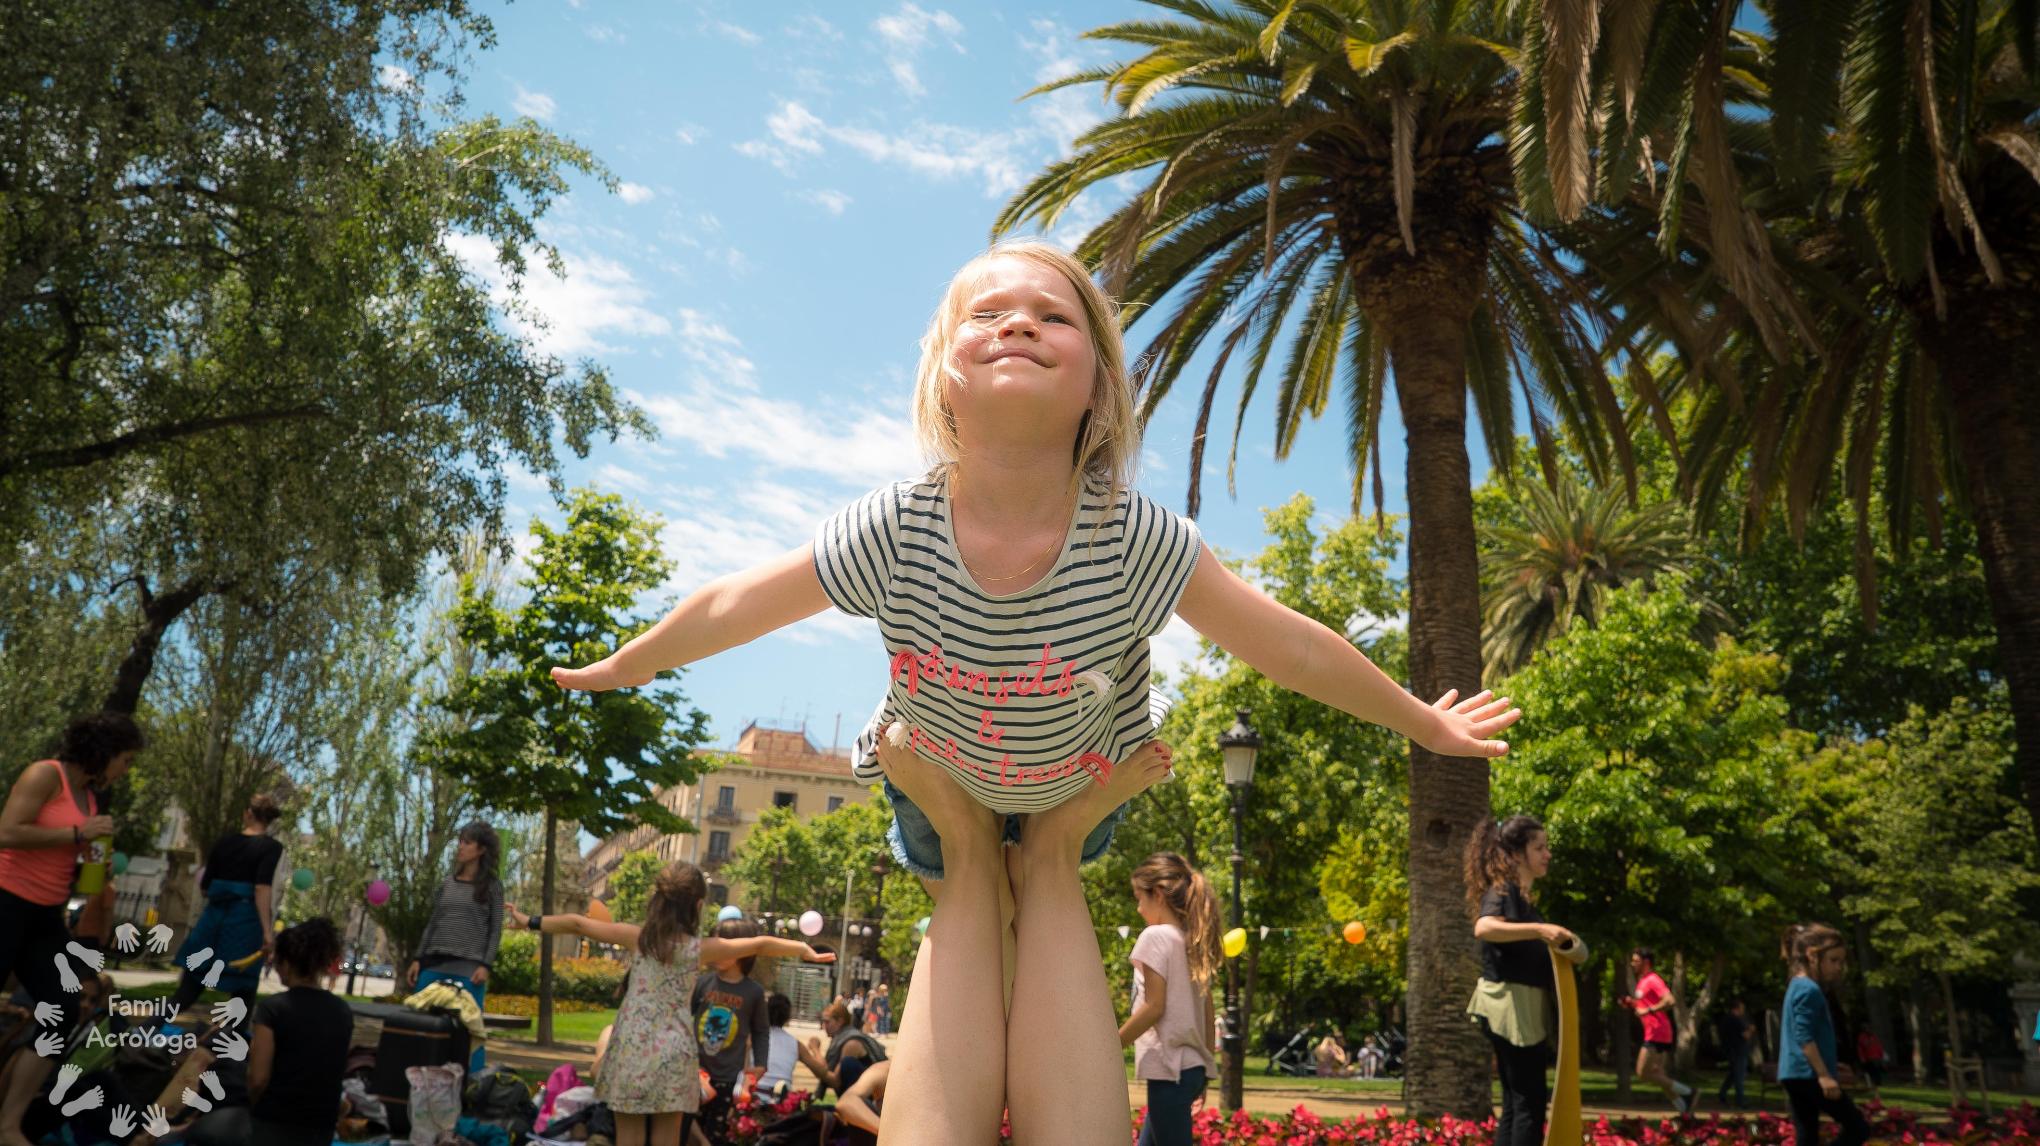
{"left": 1905, "top": 984, "right": 1931, "bottom": 1082}
{"left": 1673, "top": 951, "right": 1726, "bottom": 1077}
{"left": 1380, "top": 296, "right": 1491, "bottom": 1119}
{"left": 1938, "top": 971, "right": 1966, "bottom": 1065}
{"left": 1854, "top": 918, "right": 1899, "bottom": 1066}
{"left": 1914, "top": 262, "right": 2040, "bottom": 842}
{"left": 103, "top": 576, "right": 214, "bottom": 715}
{"left": 539, "top": 807, "right": 557, "bottom": 1046}
{"left": 1578, "top": 954, "right": 1604, "bottom": 1066}
{"left": 1612, "top": 957, "right": 1635, "bottom": 1101}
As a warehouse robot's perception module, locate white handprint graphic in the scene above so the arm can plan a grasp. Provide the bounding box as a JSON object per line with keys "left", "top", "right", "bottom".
{"left": 61, "top": 1085, "right": 105, "bottom": 1118}
{"left": 33, "top": 1001, "right": 61, "bottom": 1027}
{"left": 211, "top": 1032, "right": 248, "bottom": 1062}
{"left": 147, "top": 924, "right": 174, "bottom": 953}
{"left": 32, "top": 1031, "right": 64, "bottom": 1058}
{"left": 142, "top": 1105, "right": 172, "bottom": 1136}
{"left": 48, "top": 1064, "right": 81, "bottom": 1104}
{"left": 201, "top": 958, "right": 225, "bottom": 989}
{"left": 53, "top": 953, "right": 80, "bottom": 993}
{"left": 64, "top": 941, "right": 106, "bottom": 971}
{"left": 184, "top": 946, "right": 215, "bottom": 972}
{"left": 114, "top": 922, "right": 140, "bottom": 952}
{"left": 211, "top": 997, "right": 248, "bottom": 1028}
{"left": 108, "top": 1105, "right": 137, "bottom": 1137}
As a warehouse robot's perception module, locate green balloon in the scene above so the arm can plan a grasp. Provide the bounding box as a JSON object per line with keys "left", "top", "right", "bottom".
{"left": 292, "top": 867, "right": 316, "bottom": 891}
{"left": 111, "top": 852, "right": 129, "bottom": 876}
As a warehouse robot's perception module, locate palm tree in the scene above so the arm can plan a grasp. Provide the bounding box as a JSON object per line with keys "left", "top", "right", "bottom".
{"left": 1529, "top": 1, "right": 2040, "bottom": 837}
{"left": 1480, "top": 471, "right": 1707, "bottom": 679}
{"left": 996, "top": 0, "right": 1649, "bottom": 1116}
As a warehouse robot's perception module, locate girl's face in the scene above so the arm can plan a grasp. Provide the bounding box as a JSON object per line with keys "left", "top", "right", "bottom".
{"left": 1813, "top": 945, "right": 1849, "bottom": 985}
{"left": 456, "top": 838, "right": 481, "bottom": 866}
{"left": 947, "top": 256, "right": 1098, "bottom": 442}
{"left": 1521, "top": 831, "right": 1551, "bottom": 880}
{"left": 97, "top": 751, "right": 135, "bottom": 788}
{"left": 1131, "top": 883, "right": 1167, "bottom": 925}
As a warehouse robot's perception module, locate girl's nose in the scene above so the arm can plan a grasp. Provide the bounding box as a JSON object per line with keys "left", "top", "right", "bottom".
{"left": 999, "top": 314, "right": 1040, "bottom": 339}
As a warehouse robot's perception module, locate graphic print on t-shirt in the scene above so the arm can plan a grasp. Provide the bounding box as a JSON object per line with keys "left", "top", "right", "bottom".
{"left": 695, "top": 1000, "right": 737, "bottom": 1056}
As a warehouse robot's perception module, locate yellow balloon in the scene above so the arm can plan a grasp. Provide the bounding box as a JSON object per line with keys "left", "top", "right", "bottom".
{"left": 586, "top": 899, "right": 614, "bottom": 923}
{"left": 1343, "top": 920, "right": 1367, "bottom": 945}
{"left": 1222, "top": 927, "right": 1247, "bottom": 958}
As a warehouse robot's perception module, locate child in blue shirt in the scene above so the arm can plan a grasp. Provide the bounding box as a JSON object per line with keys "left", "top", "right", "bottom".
{"left": 1778, "top": 924, "right": 1870, "bottom": 1146}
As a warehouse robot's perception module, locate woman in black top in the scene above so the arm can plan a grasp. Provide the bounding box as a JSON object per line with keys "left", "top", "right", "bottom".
{"left": 169, "top": 795, "right": 285, "bottom": 1017}
{"left": 188, "top": 917, "right": 354, "bottom": 1146}
{"left": 1463, "top": 814, "right": 1575, "bottom": 1146}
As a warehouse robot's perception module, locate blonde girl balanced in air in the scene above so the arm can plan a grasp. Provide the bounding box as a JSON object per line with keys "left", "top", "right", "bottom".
{"left": 553, "top": 240, "right": 1521, "bottom": 1145}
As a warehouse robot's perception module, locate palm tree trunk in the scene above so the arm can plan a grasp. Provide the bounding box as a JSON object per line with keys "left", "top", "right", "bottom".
{"left": 1916, "top": 283, "right": 2040, "bottom": 841}
{"left": 1382, "top": 298, "right": 1493, "bottom": 1119}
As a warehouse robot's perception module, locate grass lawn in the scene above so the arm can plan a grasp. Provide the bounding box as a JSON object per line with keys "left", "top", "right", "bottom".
{"left": 495, "top": 1008, "right": 617, "bottom": 1047}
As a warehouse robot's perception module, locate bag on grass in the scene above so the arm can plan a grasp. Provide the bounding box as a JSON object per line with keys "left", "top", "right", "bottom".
{"left": 406, "top": 1062, "right": 465, "bottom": 1146}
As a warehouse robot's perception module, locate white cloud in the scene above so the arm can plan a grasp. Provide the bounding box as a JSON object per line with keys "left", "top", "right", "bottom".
{"left": 512, "top": 85, "right": 558, "bottom": 121}
{"left": 674, "top": 124, "right": 706, "bottom": 146}
{"left": 1023, "top": 19, "right": 1110, "bottom": 151}
{"left": 378, "top": 64, "right": 415, "bottom": 91}
{"left": 873, "top": 4, "right": 965, "bottom": 98}
{"left": 797, "top": 188, "right": 852, "bottom": 215}
{"left": 1149, "top": 615, "right": 1207, "bottom": 682}
{"left": 785, "top": 14, "right": 842, "bottom": 41}
{"left": 709, "top": 19, "right": 761, "bottom": 46}
{"left": 585, "top": 24, "right": 624, "bottom": 44}
{"left": 617, "top": 182, "right": 656, "bottom": 205}
{"left": 736, "top": 101, "right": 1022, "bottom": 196}
{"left": 445, "top": 233, "right": 671, "bottom": 357}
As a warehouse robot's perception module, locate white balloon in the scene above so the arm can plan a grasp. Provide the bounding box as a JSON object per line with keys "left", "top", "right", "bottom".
{"left": 1116, "top": 925, "right": 1130, "bottom": 939}
{"left": 1260, "top": 926, "right": 1269, "bottom": 941}
{"left": 799, "top": 910, "right": 825, "bottom": 937}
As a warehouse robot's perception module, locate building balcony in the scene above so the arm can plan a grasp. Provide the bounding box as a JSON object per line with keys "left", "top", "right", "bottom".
{"left": 703, "top": 852, "right": 731, "bottom": 871}
{"left": 706, "top": 805, "right": 741, "bottom": 825}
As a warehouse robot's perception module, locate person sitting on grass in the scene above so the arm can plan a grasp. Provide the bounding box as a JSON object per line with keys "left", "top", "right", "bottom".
{"left": 188, "top": 917, "right": 354, "bottom": 1146}
{"left": 795, "top": 1002, "right": 885, "bottom": 1099}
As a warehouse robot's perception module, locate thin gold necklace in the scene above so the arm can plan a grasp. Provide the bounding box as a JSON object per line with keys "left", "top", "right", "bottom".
{"left": 951, "top": 469, "right": 1075, "bottom": 584}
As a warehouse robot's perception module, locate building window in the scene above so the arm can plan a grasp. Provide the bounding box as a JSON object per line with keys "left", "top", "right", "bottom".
{"left": 708, "top": 831, "right": 731, "bottom": 861}
{"left": 717, "top": 785, "right": 737, "bottom": 812}
{"left": 709, "top": 883, "right": 729, "bottom": 907}
{"left": 826, "top": 796, "right": 845, "bottom": 813}
{"left": 773, "top": 791, "right": 797, "bottom": 810}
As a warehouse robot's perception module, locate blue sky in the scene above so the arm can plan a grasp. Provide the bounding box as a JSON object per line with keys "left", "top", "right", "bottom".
{"left": 455, "top": 1, "right": 1490, "bottom": 754}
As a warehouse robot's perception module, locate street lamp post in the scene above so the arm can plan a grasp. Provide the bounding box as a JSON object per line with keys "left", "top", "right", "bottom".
{"left": 1218, "top": 709, "right": 1261, "bottom": 1113}
{"left": 346, "top": 863, "right": 380, "bottom": 998}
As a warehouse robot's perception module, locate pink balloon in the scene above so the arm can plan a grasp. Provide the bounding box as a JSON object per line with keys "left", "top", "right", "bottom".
{"left": 366, "top": 879, "right": 391, "bottom": 906}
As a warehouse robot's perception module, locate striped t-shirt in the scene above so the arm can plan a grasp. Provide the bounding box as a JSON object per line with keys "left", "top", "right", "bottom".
{"left": 814, "top": 467, "right": 1200, "bottom": 813}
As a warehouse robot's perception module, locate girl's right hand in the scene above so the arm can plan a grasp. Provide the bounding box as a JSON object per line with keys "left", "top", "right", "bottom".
{"left": 551, "top": 654, "right": 653, "bottom": 692}
{"left": 80, "top": 815, "right": 115, "bottom": 839}
{"left": 505, "top": 903, "right": 530, "bottom": 929}
{"left": 405, "top": 961, "right": 420, "bottom": 989}
{"left": 797, "top": 944, "right": 836, "bottom": 964}
{"left": 1540, "top": 924, "right": 1577, "bottom": 947}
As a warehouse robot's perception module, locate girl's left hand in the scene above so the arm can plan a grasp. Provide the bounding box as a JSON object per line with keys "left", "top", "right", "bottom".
{"left": 472, "top": 966, "right": 490, "bottom": 985}
{"left": 505, "top": 903, "right": 530, "bottom": 929}
{"left": 1419, "top": 689, "right": 1522, "bottom": 758}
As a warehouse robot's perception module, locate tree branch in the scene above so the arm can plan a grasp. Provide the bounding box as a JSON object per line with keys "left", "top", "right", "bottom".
{"left": 0, "top": 404, "right": 331, "bottom": 478}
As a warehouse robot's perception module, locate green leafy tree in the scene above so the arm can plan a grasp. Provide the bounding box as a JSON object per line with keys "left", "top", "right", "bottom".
{"left": 1001, "top": 1, "right": 1652, "bottom": 1113}
{"left": 608, "top": 850, "right": 665, "bottom": 924}
{"left": 1490, "top": 578, "right": 1828, "bottom": 1086}
{"left": 1834, "top": 694, "right": 2040, "bottom": 1065}
{"left": 2, "top": 2, "right": 650, "bottom": 716}
{"left": 424, "top": 489, "right": 712, "bottom": 1042}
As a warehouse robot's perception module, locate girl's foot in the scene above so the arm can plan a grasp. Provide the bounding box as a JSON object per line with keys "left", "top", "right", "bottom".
{"left": 877, "top": 722, "right": 998, "bottom": 845}
{"left": 1028, "top": 739, "right": 1172, "bottom": 854}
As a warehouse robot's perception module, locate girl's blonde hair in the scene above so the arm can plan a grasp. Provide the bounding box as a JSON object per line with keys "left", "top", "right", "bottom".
{"left": 1130, "top": 852, "right": 1222, "bottom": 988}
{"left": 913, "top": 240, "right": 1140, "bottom": 502}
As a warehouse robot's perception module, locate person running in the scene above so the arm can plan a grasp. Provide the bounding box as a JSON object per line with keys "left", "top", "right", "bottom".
{"left": 1463, "top": 814, "right": 1574, "bottom": 1146}
{"left": 0, "top": 711, "right": 139, "bottom": 1146}
{"left": 1118, "top": 853, "right": 1219, "bottom": 1146}
{"left": 1855, "top": 1027, "right": 1887, "bottom": 1099}
{"left": 1779, "top": 925, "right": 1871, "bottom": 1146}
{"left": 406, "top": 820, "right": 505, "bottom": 1074}
{"left": 1714, "top": 997, "right": 1755, "bottom": 1109}
{"left": 1623, "top": 948, "right": 1695, "bottom": 1114}
{"left": 168, "top": 793, "right": 286, "bottom": 1021}
{"left": 552, "top": 238, "right": 1522, "bottom": 1146}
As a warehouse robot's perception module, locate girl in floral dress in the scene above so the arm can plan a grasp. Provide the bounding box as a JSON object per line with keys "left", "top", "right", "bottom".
{"left": 510, "top": 862, "right": 832, "bottom": 1146}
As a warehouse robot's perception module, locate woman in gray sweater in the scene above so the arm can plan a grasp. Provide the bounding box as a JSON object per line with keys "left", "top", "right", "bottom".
{"left": 406, "top": 820, "right": 504, "bottom": 1073}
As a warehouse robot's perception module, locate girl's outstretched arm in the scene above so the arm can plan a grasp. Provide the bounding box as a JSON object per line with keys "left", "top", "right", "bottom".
{"left": 1174, "top": 541, "right": 1521, "bottom": 757}
{"left": 552, "top": 544, "right": 831, "bottom": 691}
{"left": 505, "top": 903, "right": 642, "bottom": 949}
{"left": 702, "top": 935, "right": 837, "bottom": 965}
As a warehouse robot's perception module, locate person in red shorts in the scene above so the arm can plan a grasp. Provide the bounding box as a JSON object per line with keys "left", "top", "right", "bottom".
{"left": 1623, "top": 948, "right": 1696, "bottom": 1115}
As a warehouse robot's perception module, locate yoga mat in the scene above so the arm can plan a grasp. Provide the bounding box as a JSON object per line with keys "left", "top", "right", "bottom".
{"left": 1545, "top": 937, "right": 1590, "bottom": 1146}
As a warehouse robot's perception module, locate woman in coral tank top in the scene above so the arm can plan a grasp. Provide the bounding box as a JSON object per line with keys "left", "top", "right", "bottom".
{"left": 0, "top": 711, "right": 141, "bottom": 1146}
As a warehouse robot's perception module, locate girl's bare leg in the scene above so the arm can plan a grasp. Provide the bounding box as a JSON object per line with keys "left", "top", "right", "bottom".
{"left": 877, "top": 727, "right": 1009, "bottom": 1146}
{"left": 616, "top": 1112, "right": 647, "bottom": 1146}
{"left": 1006, "top": 740, "right": 1174, "bottom": 1146}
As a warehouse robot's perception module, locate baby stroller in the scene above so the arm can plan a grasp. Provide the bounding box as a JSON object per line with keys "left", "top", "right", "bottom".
{"left": 1263, "top": 1025, "right": 1324, "bottom": 1077}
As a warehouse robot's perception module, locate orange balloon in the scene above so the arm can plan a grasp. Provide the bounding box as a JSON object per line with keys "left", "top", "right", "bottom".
{"left": 587, "top": 899, "right": 614, "bottom": 923}
{"left": 1342, "top": 920, "right": 1367, "bottom": 945}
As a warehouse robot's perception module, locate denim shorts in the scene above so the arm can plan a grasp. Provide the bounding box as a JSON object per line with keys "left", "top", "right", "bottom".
{"left": 882, "top": 778, "right": 1129, "bottom": 880}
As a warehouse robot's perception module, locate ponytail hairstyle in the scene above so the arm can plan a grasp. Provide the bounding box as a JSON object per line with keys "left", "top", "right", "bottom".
{"left": 1463, "top": 814, "right": 1545, "bottom": 915}
{"left": 1130, "top": 852, "right": 1222, "bottom": 988}
{"left": 1789, "top": 923, "right": 1845, "bottom": 977}
{"left": 1779, "top": 922, "right": 1810, "bottom": 965}
{"left": 455, "top": 821, "right": 502, "bottom": 904}
{"left": 274, "top": 917, "right": 344, "bottom": 981}
{"left": 638, "top": 861, "right": 708, "bottom": 963}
